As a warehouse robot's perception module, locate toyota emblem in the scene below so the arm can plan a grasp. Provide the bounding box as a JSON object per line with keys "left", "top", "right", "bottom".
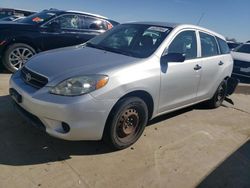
{"left": 25, "top": 73, "right": 32, "bottom": 82}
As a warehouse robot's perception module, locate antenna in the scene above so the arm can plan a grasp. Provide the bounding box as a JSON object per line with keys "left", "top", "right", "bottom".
{"left": 197, "top": 13, "right": 205, "bottom": 25}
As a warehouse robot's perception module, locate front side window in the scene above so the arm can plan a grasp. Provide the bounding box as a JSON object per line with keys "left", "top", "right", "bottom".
{"left": 47, "top": 14, "right": 82, "bottom": 29}
{"left": 200, "top": 32, "right": 219, "bottom": 57}
{"left": 235, "top": 44, "right": 250, "bottom": 54}
{"left": 168, "top": 30, "right": 197, "bottom": 60}
{"left": 216, "top": 37, "right": 230, "bottom": 54}
{"left": 86, "top": 24, "right": 171, "bottom": 58}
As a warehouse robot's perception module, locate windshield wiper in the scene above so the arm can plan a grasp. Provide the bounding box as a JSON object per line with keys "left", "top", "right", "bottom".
{"left": 86, "top": 43, "right": 135, "bottom": 57}
{"left": 85, "top": 43, "right": 107, "bottom": 51}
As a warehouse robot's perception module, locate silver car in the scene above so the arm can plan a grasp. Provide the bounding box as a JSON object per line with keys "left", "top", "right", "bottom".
{"left": 10, "top": 22, "right": 237, "bottom": 149}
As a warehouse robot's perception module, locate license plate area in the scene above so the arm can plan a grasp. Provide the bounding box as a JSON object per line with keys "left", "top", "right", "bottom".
{"left": 9, "top": 88, "right": 22, "bottom": 103}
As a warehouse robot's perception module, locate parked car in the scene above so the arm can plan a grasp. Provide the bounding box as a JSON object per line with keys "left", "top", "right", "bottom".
{"left": 10, "top": 22, "right": 237, "bottom": 150}
{"left": 0, "top": 7, "right": 35, "bottom": 19}
{"left": 231, "top": 42, "right": 250, "bottom": 80}
{"left": 227, "top": 41, "right": 241, "bottom": 50}
{"left": 0, "top": 15, "right": 25, "bottom": 22}
{"left": 0, "top": 9, "right": 118, "bottom": 72}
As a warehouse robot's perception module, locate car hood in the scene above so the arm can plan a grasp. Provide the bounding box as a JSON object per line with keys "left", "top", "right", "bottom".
{"left": 231, "top": 51, "right": 250, "bottom": 62}
{"left": 25, "top": 45, "right": 140, "bottom": 83}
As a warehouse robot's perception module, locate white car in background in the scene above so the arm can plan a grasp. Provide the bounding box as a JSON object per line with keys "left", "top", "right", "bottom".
{"left": 231, "top": 42, "right": 250, "bottom": 79}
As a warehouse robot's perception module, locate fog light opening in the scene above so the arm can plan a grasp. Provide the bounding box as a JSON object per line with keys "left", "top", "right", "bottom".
{"left": 62, "top": 122, "right": 70, "bottom": 133}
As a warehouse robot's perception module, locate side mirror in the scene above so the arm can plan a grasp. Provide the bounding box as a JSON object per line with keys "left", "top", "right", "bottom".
{"left": 47, "top": 22, "right": 61, "bottom": 32}
{"left": 161, "top": 53, "right": 186, "bottom": 64}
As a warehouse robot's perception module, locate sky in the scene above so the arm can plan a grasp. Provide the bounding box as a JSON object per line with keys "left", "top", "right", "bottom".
{"left": 1, "top": 0, "right": 249, "bottom": 42}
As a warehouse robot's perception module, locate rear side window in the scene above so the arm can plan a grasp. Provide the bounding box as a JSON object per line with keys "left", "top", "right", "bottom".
{"left": 168, "top": 30, "right": 197, "bottom": 60}
{"left": 83, "top": 16, "right": 108, "bottom": 30}
{"left": 200, "top": 32, "right": 219, "bottom": 57}
{"left": 216, "top": 37, "right": 230, "bottom": 54}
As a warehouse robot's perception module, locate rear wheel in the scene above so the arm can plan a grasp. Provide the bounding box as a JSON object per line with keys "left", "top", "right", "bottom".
{"left": 205, "top": 80, "right": 227, "bottom": 108}
{"left": 3, "top": 43, "right": 36, "bottom": 72}
{"left": 104, "top": 97, "right": 148, "bottom": 150}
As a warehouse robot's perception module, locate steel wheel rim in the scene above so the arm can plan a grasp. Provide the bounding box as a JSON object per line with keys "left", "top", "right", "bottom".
{"left": 9, "top": 47, "right": 34, "bottom": 70}
{"left": 217, "top": 85, "right": 225, "bottom": 102}
{"left": 116, "top": 108, "right": 141, "bottom": 143}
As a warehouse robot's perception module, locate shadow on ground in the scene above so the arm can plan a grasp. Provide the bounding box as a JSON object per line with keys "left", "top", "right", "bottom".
{"left": 0, "top": 94, "right": 207, "bottom": 166}
{"left": 0, "top": 95, "right": 114, "bottom": 166}
{"left": 196, "top": 140, "right": 250, "bottom": 188}
{"left": 0, "top": 59, "right": 9, "bottom": 74}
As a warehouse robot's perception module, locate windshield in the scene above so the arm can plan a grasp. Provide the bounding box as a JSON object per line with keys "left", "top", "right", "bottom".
{"left": 235, "top": 44, "right": 250, "bottom": 54}
{"left": 86, "top": 24, "right": 171, "bottom": 58}
{"left": 19, "top": 11, "right": 56, "bottom": 25}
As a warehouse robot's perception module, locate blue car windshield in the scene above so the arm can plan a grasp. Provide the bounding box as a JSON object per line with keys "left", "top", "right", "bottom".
{"left": 19, "top": 11, "right": 56, "bottom": 25}
{"left": 86, "top": 24, "right": 172, "bottom": 58}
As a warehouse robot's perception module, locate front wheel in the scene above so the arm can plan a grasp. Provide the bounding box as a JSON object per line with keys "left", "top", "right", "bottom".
{"left": 104, "top": 97, "right": 148, "bottom": 150}
{"left": 205, "top": 80, "right": 227, "bottom": 108}
{"left": 3, "top": 43, "right": 36, "bottom": 72}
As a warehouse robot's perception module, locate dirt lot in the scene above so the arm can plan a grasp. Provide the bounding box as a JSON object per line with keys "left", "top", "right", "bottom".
{"left": 0, "top": 72, "right": 250, "bottom": 188}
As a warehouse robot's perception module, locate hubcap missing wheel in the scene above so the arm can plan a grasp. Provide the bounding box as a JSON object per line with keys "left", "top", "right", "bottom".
{"left": 118, "top": 108, "right": 139, "bottom": 138}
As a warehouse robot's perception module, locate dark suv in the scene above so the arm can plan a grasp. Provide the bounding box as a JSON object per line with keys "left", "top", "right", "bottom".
{"left": 0, "top": 9, "right": 118, "bottom": 72}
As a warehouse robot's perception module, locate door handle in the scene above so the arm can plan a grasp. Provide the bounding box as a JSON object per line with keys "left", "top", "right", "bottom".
{"left": 194, "top": 64, "right": 202, "bottom": 70}
{"left": 218, "top": 61, "right": 224, "bottom": 66}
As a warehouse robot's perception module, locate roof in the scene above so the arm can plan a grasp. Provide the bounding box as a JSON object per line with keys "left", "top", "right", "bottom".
{"left": 66, "top": 10, "right": 107, "bottom": 19}
{"left": 125, "top": 21, "right": 225, "bottom": 39}
{"left": 125, "top": 21, "right": 180, "bottom": 28}
{"left": 42, "top": 9, "right": 108, "bottom": 19}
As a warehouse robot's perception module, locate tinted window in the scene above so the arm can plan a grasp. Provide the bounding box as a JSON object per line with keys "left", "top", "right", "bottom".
{"left": 20, "top": 11, "right": 56, "bottom": 24}
{"left": 216, "top": 37, "right": 230, "bottom": 54}
{"left": 200, "top": 32, "right": 219, "bottom": 57}
{"left": 47, "top": 15, "right": 82, "bottom": 29}
{"left": 235, "top": 44, "right": 250, "bottom": 54}
{"left": 227, "top": 42, "right": 240, "bottom": 50}
{"left": 86, "top": 24, "right": 171, "bottom": 58}
{"left": 168, "top": 30, "right": 197, "bottom": 60}
{"left": 84, "top": 16, "right": 108, "bottom": 30}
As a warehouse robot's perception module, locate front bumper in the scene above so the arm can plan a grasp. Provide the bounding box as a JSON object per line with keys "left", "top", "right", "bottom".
{"left": 10, "top": 72, "right": 117, "bottom": 141}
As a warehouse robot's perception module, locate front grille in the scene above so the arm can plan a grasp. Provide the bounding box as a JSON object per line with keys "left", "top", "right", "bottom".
{"left": 21, "top": 66, "right": 48, "bottom": 89}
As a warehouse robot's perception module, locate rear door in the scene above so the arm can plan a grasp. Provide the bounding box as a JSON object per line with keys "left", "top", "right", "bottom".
{"left": 158, "top": 30, "right": 202, "bottom": 113}
{"left": 196, "top": 32, "right": 224, "bottom": 101}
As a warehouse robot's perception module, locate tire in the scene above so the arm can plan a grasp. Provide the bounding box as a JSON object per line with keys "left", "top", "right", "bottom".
{"left": 3, "top": 43, "right": 36, "bottom": 73}
{"left": 205, "top": 80, "right": 227, "bottom": 108}
{"left": 104, "top": 97, "right": 148, "bottom": 150}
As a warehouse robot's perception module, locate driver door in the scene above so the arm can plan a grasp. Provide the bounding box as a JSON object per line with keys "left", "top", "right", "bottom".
{"left": 158, "top": 30, "right": 202, "bottom": 113}
{"left": 40, "top": 14, "right": 83, "bottom": 51}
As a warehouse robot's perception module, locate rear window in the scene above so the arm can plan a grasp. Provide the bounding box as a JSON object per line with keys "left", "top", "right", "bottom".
{"left": 200, "top": 32, "right": 219, "bottom": 57}
{"left": 20, "top": 11, "right": 56, "bottom": 24}
{"left": 235, "top": 44, "right": 250, "bottom": 54}
{"left": 216, "top": 37, "right": 230, "bottom": 54}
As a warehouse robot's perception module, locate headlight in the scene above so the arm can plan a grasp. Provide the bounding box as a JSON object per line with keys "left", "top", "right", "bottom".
{"left": 49, "top": 75, "right": 109, "bottom": 96}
